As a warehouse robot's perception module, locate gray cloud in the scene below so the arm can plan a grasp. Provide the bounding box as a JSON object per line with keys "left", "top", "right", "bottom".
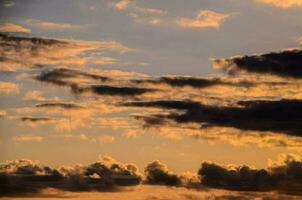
{"left": 144, "top": 160, "right": 182, "bottom": 186}
{"left": 72, "top": 85, "right": 155, "bottom": 97}
{"left": 123, "top": 99, "right": 302, "bottom": 136}
{"left": 0, "top": 157, "right": 141, "bottom": 196}
{"left": 212, "top": 49, "right": 302, "bottom": 78}
{"left": 198, "top": 158, "right": 302, "bottom": 194}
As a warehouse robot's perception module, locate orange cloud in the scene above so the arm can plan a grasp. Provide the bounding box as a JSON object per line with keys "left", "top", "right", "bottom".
{"left": 256, "top": 0, "right": 302, "bottom": 8}
{"left": 114, "top": 0, "right": 130, "bottom": 10}
{"left": 13, "top": 134, "right": 44, "bottom": 142}
{"left": 0, "top": 23, "right": 31, "bottom": 33}
{"left": 0, "top": 81, "right": 19, "bottom": 94}
{"left": 176, "top": 10, "right": 232, "bottom": 29}
{"left": 23, "top": 91, "right": 46, "bottom": 101}
{"left": 0, "top": 34, "right": 134, "bottom": 71}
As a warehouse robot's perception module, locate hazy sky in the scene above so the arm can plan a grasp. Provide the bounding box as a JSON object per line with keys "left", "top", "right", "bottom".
{"left": 0, "top": 0, "right": 302, "bottom": 199}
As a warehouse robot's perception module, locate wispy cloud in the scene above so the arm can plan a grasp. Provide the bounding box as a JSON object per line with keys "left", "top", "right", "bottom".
{"left": 23, "top": 91, "right": 46, "bottom": 101}
{"left": 0, "top": 34, "right": 133, "bottom": 71}
{"left": 25, "top": 19, "right": 80, "bottom": 30}
{"left": 176, "top": 10, "right": 232, "bottom": 29}
{"left": 256, "top": 0, "right": 302, "bottom": 8}
{"left": 13, "top": 134, "right": 44, "bottom": 142}
{"left": 0, "top": 81, "right": 19, "bottom": 94}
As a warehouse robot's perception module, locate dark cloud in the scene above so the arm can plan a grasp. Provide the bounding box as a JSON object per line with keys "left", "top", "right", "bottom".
{"left": 72, "top": 85, "right": 155, "bottom": 97}
{"left": 0, "top": 33, "right": 65, "bottom": 46}
{"left": 132, "top": 76, "right": 255, "bottom": 88}
{"left": 0, "top": 157, "right": 141, "bottom": 196}
{"left": 144, "top": 160, "right": 182, "bottom": 186}
{"left": 35, "top": 103, "right": 84, "bottom": 110}
{"left": 198, "top": 158, "right": 302, "bottom": 194}
{"left": 36, "top": 68, "right": 109, "bottom": 87}
{"left": 133, "top": 77, "right": 224, "bottom": 88}
{"left": 124, "top": 99, "right": 302, "bottom": 136}
{"left": 20, "top": 117, "right": 56, "bottom": 123}
{"left": 213, "top": 49, "right": 302, "bottom": 78}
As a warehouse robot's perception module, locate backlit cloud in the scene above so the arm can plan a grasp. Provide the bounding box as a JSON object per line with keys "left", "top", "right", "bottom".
{"left": 212, "top": 49, "right": 302, "bottom": 78}
{"left": 0, "top": 34, "right": 133, "bottom": 71}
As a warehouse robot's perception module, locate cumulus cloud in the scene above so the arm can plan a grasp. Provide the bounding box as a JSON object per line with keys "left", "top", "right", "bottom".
{"left": 0, "top": 156, "right": 141, "bottom": 196}
{"left": 0, "top": 81, "right": 19, "bottom": 94}
{"left": 256, "top": 0, "right": 302, "bottom": 8}
{"left": 0, "top": 23, "right": 31, "bottom": 33}
{"left": 198, "top": 155, "right": 302, "bottom": 194}
{"left": 176, "top": 10, "right": 232, "bottom": 29}
{"left": 212, "top": 49, "right": 302, "bottom": 78}
{"left": 144, "top": 160, "right": 182, "bottom": 186}
{"left": 2, "top": 156, "right": 302, "bottom": 196}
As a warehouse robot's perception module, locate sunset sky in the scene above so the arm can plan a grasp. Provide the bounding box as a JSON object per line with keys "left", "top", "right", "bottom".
{"left": 1, "top": 0, "right": 302, "bottom": 199}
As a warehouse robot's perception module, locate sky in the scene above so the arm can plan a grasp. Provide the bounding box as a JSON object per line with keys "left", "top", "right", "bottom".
{"left": 0, "top": 0, "right": 302, "bottom": 199}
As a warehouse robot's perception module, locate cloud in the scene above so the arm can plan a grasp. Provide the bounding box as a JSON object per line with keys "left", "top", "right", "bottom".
{"left": 23, "top": 91, "right": 46, "bottom": 101}
{"left": 212, "top": 49, "right": 302, "bottom": 78}
{"left": 97, "top": 135, "right": 116, "bottom": 143}
{"left": 3, "top": 0, "right": 15, "bottom": 8}
{"left": 132, "top": 76, "right": 227, "bottom": 88}
{"left": 113, "top": 0, "right": 131, "bottom": 10}
{"left": 0, "top": 156, "right": 141, "bottom": 196}
{"left": 0, "top": 110, "right": 7, "bottom": 118}
{"left": 112, "top": 0, "right": 167, "bottom": 26}
{"left": 72, "top": 85, "right": 155, "bottom": 97}
{"left": 256, "top": 0, "right": 302, "bottom": 8}
{"left": 176, "top": 10, "right": 232, "bottom": 29}
{"left": 198, "top": 155, "right": 302, "bottom": 193}
{"left": 2, "top": 156, "right": 302, "bottom": 196}
{"left": 36, "top": 68, "right": 110, "bottom": 87}
{"left": 0, "top": 81, "right": 19, "bottom": 94}
{"left": 0, "top": 34, "right": 132, "bottom": 71}
{"left": 144, "top": 160, "right": 182, "bottom": 186}
{"left": 124, "top": 99, "right": 302, "bottom": 136}
{"left": 35, "top": 103, "right": 84, "bottom": 110}
{"left": 25, "top": 19, "right": 79, "bottom": 30}
{"left": 0, "top": 23, "right": 30, "bottom": 33}
{"left": 13, "top": 134, "right": 44, "bottom": 142}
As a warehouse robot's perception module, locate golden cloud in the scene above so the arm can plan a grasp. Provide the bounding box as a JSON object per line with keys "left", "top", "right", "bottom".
{"left": 176, "top": 10, "right": 232, "bottom": 29}
{"left": 256, "top": 0, "right": 302, "bottom": 8}
{"left": 0, "top": 23, "right": 31, "bottom": 33}
{"left": 0, "top": 81, "right": 19, "bottom": 94}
